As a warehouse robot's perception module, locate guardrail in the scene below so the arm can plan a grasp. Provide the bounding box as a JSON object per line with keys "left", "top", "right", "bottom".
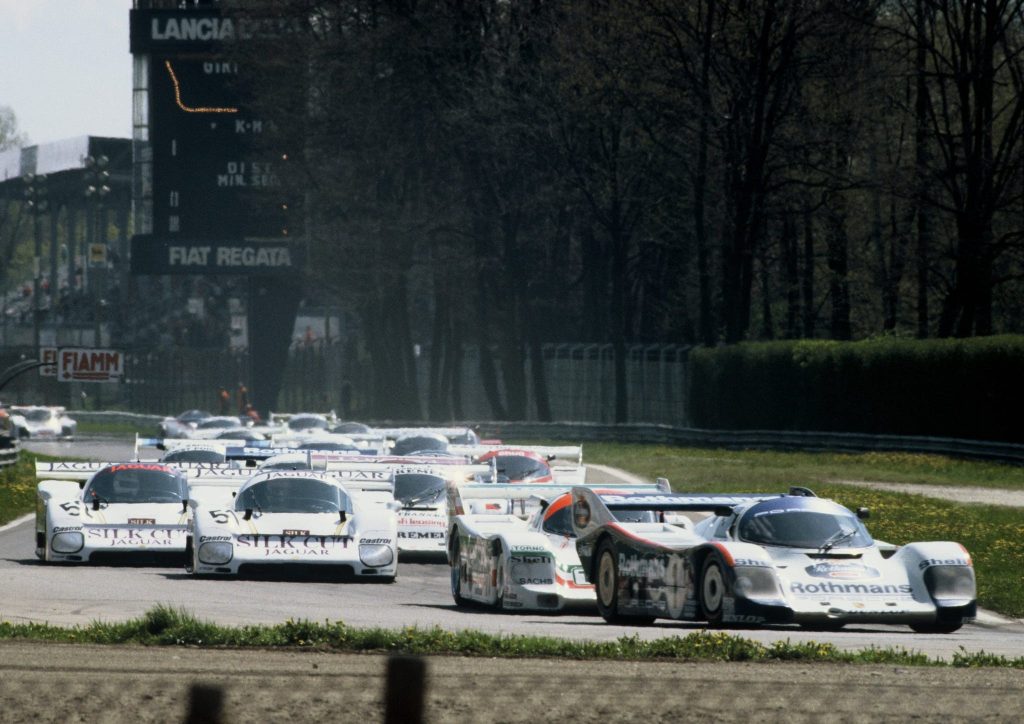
{"left": 71, "top": 412, "right": 1024, "bottom": 465}
{"left": 0, "top": 438, "right": 20, "bottom": 468}
{"left": 473, "top": 422, "right": 1024, "bottom": 465}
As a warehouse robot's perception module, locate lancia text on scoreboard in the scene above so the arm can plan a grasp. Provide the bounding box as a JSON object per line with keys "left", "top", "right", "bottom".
{"left": 57, "top": 348, "right": 125, "bottom": 383}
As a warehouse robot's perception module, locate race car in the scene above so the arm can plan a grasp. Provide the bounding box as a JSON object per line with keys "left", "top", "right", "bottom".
{"left": 9, "top": 405, "right": 76, "bottom": 439}
{"left": 321, "top": 457, "right": 489, "bottom": 554}
{"left": 35, "top": 461, "right": 191, "bottom": 563}
{"left": 571, "top": 487, "right": 977, "bottom": 632}
{"left": 452, "top": 444, "right": 586, "bottom": 485}
{"left": 157, "top": 409, "right": 213, "bottom": 438}
{"left": 447, "top": 481, "right": 668, "bottom": 611}
{"left": 186, "top": 469, "right": 399, "bottom": 581}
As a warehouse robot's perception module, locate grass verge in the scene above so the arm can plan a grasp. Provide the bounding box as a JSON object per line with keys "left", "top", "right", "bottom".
{"left": 1, "top": 604, "right": 1020, "bottom": 668}
{"left": 0, "top": 452, "right": 37, "bottom": 527}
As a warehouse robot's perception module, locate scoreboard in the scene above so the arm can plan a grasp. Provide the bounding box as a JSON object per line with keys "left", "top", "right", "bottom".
{"left": 129, "top": 8, "right": 300, "bottom": 271}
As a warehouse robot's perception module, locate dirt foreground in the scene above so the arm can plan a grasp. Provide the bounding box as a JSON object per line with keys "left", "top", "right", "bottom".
{"left": 1, "top": 641, "right": 1022, "bottom": 723}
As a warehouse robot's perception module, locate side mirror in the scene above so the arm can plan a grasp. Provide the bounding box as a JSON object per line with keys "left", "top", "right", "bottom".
{"left": 181, "top": 500, "right": 189, "bottom": 513}
{"left": 243, "top": 508, "right": 253, "bottom": 521}
{"left": 856, "top": 507, "right": 870, "bottom": 520}
{"left": 92, "top": 498, "right": 100, "bottom": 511}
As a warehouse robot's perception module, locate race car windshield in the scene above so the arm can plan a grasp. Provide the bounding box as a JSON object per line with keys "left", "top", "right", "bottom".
{"left": 494, "top": 455, "right": 549, "bottom": 482}
{"left": 235, "top": 478, "right": 347, "bottom": 514}
{"left": 392, "top": 435, "right": 449, "bottom": 455}
{"left": 394, "top": 473, "right": 446, "bottom": 506}
{"left": 613, "top": 510, "right": 658, "bottom": 524}
{"left": 738, "top": 509, "right": 873, "bottom": 549}
{"left": 162, "top": 449, "right": 226, "bottom": 463}
{"left": 24, "top": 409, "right": 52, "bottom": 422}
{"left": 297, "top": 441, "right": 358, "bottom": 452}
{"left": 289, "top": 417, "right": 328, "bottom": 431}
{"left": 86, "top": 466, "right": 187, "bottom": 504}
{"left": 198, "top": 418, "right": 241, "bottom": 429}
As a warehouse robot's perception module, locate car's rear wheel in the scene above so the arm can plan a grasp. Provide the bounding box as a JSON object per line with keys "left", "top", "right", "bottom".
{"left": 594, "top": 539, "right": 655, "bottom": 625}
{"left": 700, "top": 551, "right": 731, "bottom": 625}
{"left": 494, "top": 543, "right": 506, "bottom": 610}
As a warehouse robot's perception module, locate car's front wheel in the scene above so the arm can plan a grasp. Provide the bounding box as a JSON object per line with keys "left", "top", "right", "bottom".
{"left": 450, "top": 534, "right": 468, "bottom": 606}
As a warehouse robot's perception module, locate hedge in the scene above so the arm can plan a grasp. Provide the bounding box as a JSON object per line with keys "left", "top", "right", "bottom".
{"left": 687, "top": 335, "right": 1024, "bottom": 443}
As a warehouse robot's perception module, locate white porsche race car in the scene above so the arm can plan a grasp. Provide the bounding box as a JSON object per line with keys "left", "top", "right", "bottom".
{"left": 571, "top": 486, "right": 977, "bottom": 632}
{"left": 186, "top": 469, "right": 399, "bottom": 581}
{"left": 35, "top": 461, "right": 191, "bottom": 563}
{"left": 447, "top": 481, "right": 668, "bottom": 612}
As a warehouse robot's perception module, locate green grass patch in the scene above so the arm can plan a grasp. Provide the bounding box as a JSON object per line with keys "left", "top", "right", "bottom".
{"left": 586, "top": 443, "right": 1024, "bottom": 618}
{"left": 0, "top": 604, "right": 1020, "bottom": 668}
{"left": 584, "top": 442, "right": 1024, "bottom": 490}
{"left": 0, "top": 452, "right": 38, "bottom": 527}
{"left": 74, "top": 420, "right": 142, "bottom": 437}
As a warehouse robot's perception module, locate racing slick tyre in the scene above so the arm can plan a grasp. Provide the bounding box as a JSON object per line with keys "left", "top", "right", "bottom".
{"left": 450, "top": 534, "right": 469, "bottom": 607}
{"left": 493, "top": 543, "right": 506, "bottom": 610}
{"left": 909, "top": 619, "right": 964, "bottom": 634}
{"left": 699, "top": 551, "right": 732, "bottom": 626}
{"left": 183, "top": 535, "right": 198, "bottom": 575}
{"left": 594, "top": 539, "right": 655, "bottom": 625}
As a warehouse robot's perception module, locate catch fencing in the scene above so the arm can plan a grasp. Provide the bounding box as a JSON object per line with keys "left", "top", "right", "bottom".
{"left": 0, "top": 343, "right": 691, "bottom": 425}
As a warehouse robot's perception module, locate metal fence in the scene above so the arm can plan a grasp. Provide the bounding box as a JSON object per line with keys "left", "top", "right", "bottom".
{"left": 418, "top": 343, "right": 690, "bottom": 424}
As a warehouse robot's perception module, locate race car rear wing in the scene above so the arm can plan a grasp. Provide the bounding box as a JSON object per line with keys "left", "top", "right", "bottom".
{"left": 36, "top": 461, "right": 254, "bottom": 484}
{"left": 449, "top": 479, "right": 670, "bottom": 522}
{"left": 374, "top": 426, "right": 478, "bottom": 443}
{"left": 569, "top": 486, "right": 786, "bottom": 539}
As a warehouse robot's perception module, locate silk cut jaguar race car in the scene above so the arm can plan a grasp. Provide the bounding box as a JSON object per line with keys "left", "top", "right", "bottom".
{"left": 186, "top": 469, "right": 400, "bottom": 581}
{"left": 35, "top": 461, "right": 191, "bottom": 563}
{"left": 447, "top": 481, "right": 667, "bottom": 611}
{"left": 571, "top": 487, "right": 976, "bottom": 633}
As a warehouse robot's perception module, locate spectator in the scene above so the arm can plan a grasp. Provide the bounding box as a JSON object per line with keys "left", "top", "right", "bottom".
{"left": 244, "top": 404, "right": 261, "bottom": 424}
{"left": 237, "top": 382, "right": 249, "bottom": 414}
{"left": 218, "top": 387, "right": 230, "bottom": 414}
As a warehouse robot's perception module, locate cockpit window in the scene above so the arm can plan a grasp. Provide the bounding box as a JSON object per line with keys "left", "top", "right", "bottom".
{"left": 235, "top": 477, "right": 347, "bottom": 514}
{"left": 542, "top": 505, "right": 574, "bottom": 536}
{"left": 86, "top": 465, "right": 186, "bottom": 504}
{"left": 288, "top": 416, "right": 328, "bottom": 431}
{"left": 613, "top": 510, "right": 658, "bottom": 524}
{"left": 493, "top": 455, "right": 549, "bottom": 483}
{"left": 394, "top": 473, "right": 445, "bottom": 507}
{"left": 162, "top": 448, "right": 226, "bottom": 464}
{"left": 738, "top": 507, "right": 873, "bottom": 549}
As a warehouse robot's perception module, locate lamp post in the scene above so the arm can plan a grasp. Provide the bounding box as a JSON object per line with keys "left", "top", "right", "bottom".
{"left": 22, "top": 173, "right": 48, "bottom": 357}
{"left": 82, "top": 155, "right": 110, "bottom": 346}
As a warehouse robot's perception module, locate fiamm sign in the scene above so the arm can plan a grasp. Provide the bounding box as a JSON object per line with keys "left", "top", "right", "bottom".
{"left": 57, "top": 348, "right": 124, "bottom": 383}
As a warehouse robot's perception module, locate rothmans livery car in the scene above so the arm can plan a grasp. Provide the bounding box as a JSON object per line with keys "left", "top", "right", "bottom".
{"left": 187, "top": 469, "right": 399, "bottom": 581}
{"left": 35, "top": 462, "right": 190, "bottom": 563}
{"left": 447, "top": 481, "right": 667, "bottom": 611}
{"left": 572, "top": 487, "right": 976, "bottom": 633}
